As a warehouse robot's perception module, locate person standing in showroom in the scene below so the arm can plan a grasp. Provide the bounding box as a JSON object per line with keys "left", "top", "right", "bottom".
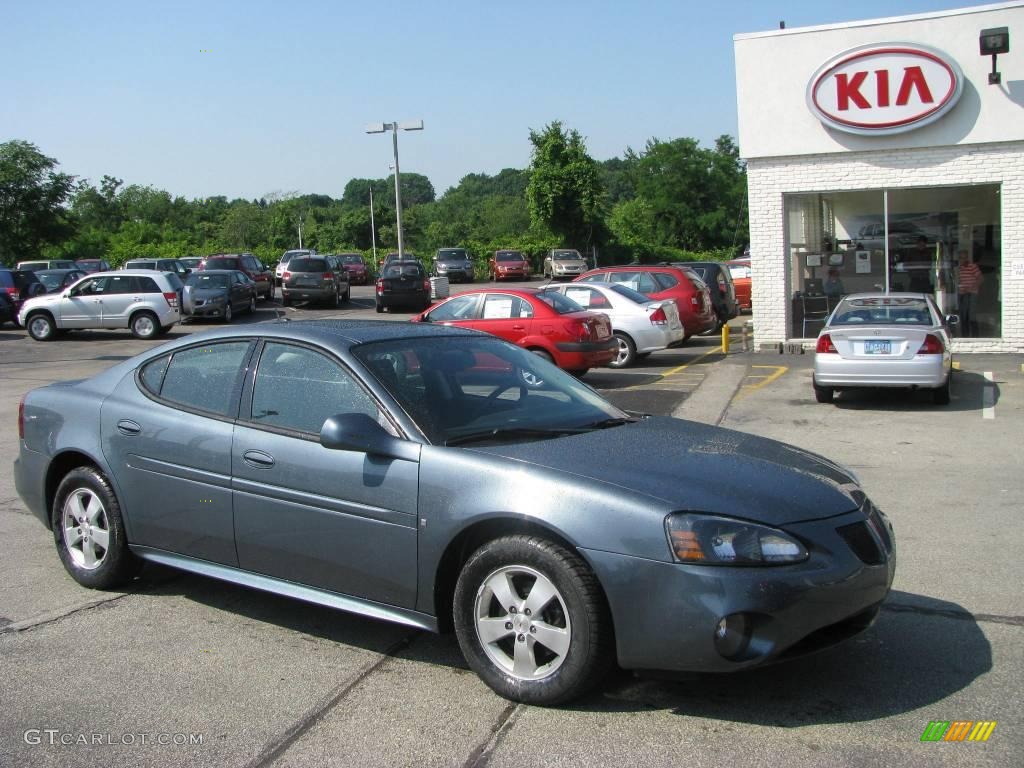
{"left": 956, "top": 249, "right": 983, "bottom": 337}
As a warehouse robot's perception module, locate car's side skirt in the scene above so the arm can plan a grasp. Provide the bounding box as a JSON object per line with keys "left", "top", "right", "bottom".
{"left": 130, "top": 545, "right": 438, "bottom": 632}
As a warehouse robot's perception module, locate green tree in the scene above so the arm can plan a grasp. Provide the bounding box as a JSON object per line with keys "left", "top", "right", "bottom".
{"left": 526, "top": 122, "right": 605, "bottom": 251}
{"left": 219, "top": 202, "right": 267, "bottom": 250}
{"left": 0, "top": 140, "right": 76, "bottom": 264}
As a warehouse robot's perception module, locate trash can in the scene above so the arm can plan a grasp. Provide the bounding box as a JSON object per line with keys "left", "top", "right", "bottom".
{"left": 430, "top": 276, "right": 449, "bottom": 300}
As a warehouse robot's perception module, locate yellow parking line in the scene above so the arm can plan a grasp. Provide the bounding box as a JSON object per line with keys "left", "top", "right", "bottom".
{"left": 736, "top": 365, "right": 788, "bottom": 400}
{"left": 952, "top": 361, "right": 961, "bottom": 371}
{"left": 623, "top": 346, "right": 723, "bottom": 391}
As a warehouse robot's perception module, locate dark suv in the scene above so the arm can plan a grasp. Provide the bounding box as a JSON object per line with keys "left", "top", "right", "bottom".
{"left": 201, "top": 253, "right": 273, "bottom": 300}
{"left": 0, "top": 268, "right": 46, "bottom": 313}
{"left": 281, "top": 255, "right": 351, "bottom": 307}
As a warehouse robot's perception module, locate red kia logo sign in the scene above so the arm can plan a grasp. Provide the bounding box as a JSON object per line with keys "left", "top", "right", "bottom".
{"left": 807, "top": 43, "right": 963, "bottom": 135}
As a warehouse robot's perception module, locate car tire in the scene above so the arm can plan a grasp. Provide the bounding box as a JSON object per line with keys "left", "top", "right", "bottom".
{"left": 453, "top": 535, "right": 613, "bottom": 706}
{"left": 813, "top": 378, "right": 835, "bottom": 404}
{"left": 609, "top": 332, "right": 637, "bottom": 368}
{"left": 52, "top": 467, "right": 140, "bottom": 589}
{"left": 282, "top": 294, "right": 291, "bottom": 307}
{"left": 129, "top": 311, "right": 160, "bottom": 340}
{"left": 933, "top": 377, "right": 951, "bottom": 405}
{"left": 375, "top": 302, "right": 383, "bottom": 314}
{"left": 330, "top": 289, "right": 339, "bottom": 308}
{"left": 26, "top": 312, "right": 57, "bottom": 341}
{"left": 223, "top": 303, "right": 233, "bottom": 323}
{"left": 248, "top": 296, "right": 257, "bottom": 314}
{"left": 343, "top": 288, "right": 351, "bottom": 303}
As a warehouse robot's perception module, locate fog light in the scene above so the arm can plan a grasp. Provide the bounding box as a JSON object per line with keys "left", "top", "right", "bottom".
{"left": 714, "top": 613, "right": 751, "bottom": 660}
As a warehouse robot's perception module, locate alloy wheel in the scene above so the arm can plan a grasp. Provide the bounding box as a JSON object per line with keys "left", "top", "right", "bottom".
{"left": 61, "top": 488, "right": 111, "bottom": 571}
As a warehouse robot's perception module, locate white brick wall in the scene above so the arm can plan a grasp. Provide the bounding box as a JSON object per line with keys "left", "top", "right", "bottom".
{"left": 746, "top": 141, "right": 1024, "bottom": 353}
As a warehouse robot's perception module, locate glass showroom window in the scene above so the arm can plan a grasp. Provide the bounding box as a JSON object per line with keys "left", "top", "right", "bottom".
{"left": 785, "top": 185, "right": 1001, "bottom": 339}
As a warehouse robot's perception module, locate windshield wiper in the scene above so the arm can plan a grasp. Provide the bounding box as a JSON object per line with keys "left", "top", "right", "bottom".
{"left": 584, "top": 416, "right": 641, "bottom": 429}
{"left": 445, "top": 427, "right": 589, "bottom": 447}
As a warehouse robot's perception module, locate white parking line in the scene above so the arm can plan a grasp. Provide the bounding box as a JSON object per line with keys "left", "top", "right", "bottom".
{"left": 983, "top": 371, "right": 995, "bottom": 420}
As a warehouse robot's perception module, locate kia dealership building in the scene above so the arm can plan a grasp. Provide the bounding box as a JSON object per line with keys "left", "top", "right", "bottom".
{"left": 734, "top": 2, "right": 1023, "bottom": 352}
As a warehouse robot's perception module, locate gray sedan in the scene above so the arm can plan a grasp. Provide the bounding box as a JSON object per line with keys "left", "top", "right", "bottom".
{"left": 14, "top": 321, "right": 894, "bottom": 705}
{"left": 813, "top": 293, "right": 956, "bottom": 405}
{"left": 181, "top": 269, "right": 257, "bottom": 322}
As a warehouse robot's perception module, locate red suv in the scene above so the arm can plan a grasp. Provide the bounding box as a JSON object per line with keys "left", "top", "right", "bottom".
{"left": 411, "top": 287, "right": 615, "bottom": 376}
{"left": 574, "top": 267, "right": 716, "bottom": 339}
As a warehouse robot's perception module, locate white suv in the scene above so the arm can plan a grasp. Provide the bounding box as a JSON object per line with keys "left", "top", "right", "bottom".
{"left": 19, "top": 270, "right": 182, "bottom": 341}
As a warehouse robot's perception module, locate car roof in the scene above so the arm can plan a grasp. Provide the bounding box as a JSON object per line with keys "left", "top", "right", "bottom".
{"left": 91, "top": 270, "right": 176, "bottom": 279}
{"left": 841, "top": 292, "right": 932, "bottom": 301}
{"left": 450, "top": 287, "right": 542, "bottom": 297}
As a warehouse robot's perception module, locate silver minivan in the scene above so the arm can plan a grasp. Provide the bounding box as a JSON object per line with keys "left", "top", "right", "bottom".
{"left": 18, "top": 270, "right": 182, "bottom": 341}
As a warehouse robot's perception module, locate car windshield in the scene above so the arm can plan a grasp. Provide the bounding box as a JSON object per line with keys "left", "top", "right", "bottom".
{"left": 186, "top": 273, "right": 229, "bottom": 288}
{"left": 204, "top": 258, "right": 238, "bottom": 270}
{"left": 290, "top": 258, "right": 329, "bottom": 272}
{"left": 496, "top": 252, "right": 523, "bottom": 262}
{"left": 830, "top": 297, "right": 934, "bottom": 326}
{"left": 353, "top": 336, "right": 629, "bottom": 446}
{"left": 438, "top": 250, "right": 468, "bottom": 260}
{"left": 534, "top": 291, "right": 585, "bottom": 314}
{"left": 553, "top": 251, "right": 583, "bottom": 260}
{"left": 36, "top": 273, "right": 66, "bottom": 290}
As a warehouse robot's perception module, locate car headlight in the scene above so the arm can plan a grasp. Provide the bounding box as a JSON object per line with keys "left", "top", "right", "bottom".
{"left": 665, "top": 513, "right": 808, "bottom": 566}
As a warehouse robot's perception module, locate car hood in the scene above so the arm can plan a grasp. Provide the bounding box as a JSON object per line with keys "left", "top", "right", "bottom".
{"left": 469, "top": 416, "right": 861, "bottom": 526}
{"left": 19, "top": 293, "right": 61, "bottom": 313}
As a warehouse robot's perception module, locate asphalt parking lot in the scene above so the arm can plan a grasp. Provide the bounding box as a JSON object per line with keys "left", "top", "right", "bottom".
{"left": 1, "top": 283, "right": 1021, "bottom": 767}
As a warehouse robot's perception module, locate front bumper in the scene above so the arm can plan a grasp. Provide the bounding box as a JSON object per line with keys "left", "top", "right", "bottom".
{"left": 582, "top": 506, "right": 895, "bottom": 672}
{"left": 814, "top": 355, "right": 949, "bottom": 388}
{"left": 437, "top": 267, "right": 473, "bottom": 281}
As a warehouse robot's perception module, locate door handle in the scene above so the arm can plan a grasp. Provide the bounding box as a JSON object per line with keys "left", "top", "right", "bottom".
{"left": 116, "top": 420, "right": 142, "bottom": 436}
{"left": 512, "top": 325, "right": 526, "bottom": 331}
{"left": 242, "top": 450, "right": 275, "bottom": 469}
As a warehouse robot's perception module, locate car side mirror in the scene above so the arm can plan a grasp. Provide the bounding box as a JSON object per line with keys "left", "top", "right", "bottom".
{"left": 945, "top": 314, "right": 960, "bottom": 326}
{"left": 320, "top": 413, "right": 420, "bottom": 462}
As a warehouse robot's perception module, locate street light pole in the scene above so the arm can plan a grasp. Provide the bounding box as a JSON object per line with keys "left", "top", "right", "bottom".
{"left": 366, "top": 120, "right": 424, "bottom": 259}
{"left": 369, "top": 184, "right": 377, "bottom": 266}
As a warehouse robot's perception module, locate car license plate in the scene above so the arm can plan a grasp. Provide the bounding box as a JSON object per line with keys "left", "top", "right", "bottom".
{"left": 865, "top": 340, "right": 891, "bottom": 355}
{"left": 298, "top": 276, "right": 317, "bottom": 286}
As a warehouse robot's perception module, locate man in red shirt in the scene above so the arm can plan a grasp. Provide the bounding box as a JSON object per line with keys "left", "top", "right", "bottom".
{"left": 957, "top": 250, "right": 983, "bottom": 337}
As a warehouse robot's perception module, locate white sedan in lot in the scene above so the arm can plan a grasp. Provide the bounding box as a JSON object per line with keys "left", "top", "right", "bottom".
{"left": 540, "top": 282, "right": 685, "bottom": 367}
{"left": 812, "top": 293, "right": 957, "bottom": 405}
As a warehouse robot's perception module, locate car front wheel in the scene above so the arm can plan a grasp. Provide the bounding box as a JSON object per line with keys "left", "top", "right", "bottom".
{"left": 453, "top": 536, "right": 613, "bottom": 706}
{"left": 52, "top": 467, "right": 138, "bottom": 589}
{"left": 27, "top": 312, "right": 57, "bottom": 341}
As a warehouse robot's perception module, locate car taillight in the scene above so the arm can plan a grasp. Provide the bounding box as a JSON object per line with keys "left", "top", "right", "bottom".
{"left": 163, "top": 291, "right": 179, "bottom": 309}
{"left": 919, "top": 334, "right": 944, "bottom": 354}
{"left": 649, "top": 306, "right": 668, "bottom": 325}
{"left": 423, "top": 279, "right": 430, "bottom": 292}
{"left": 376, "top": 278, "right": 385, "bottom": 294}
{"left": 567, "top": 319, "right": 591, "bottom": 343}
{"left": 322, "top": 272, "right": 333, "bottom": 280}
{"left": 816, "top": 334, "right": 837, "bottom": 353}
{"left": 283, "top": 271, "right": 291, "bottom": 280}
{"left": 18, "top": 395, "right": 25, "bottom": 440}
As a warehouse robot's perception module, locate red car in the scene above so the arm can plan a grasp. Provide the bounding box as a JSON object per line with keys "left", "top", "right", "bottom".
{"left": 411, "top": 287, "right": 616, "bottom": 376}
{"left": 488, "top": 250, "right": 531, "bottom": 281}
{"left": 339, "top": 253, "right": 370, "bottom": 285}
{"left": 573, "top": 266, "right": 716, "bottom": 339}
{"left": 200, "top": 253, "right": 273, "bottom": 301}
{"left": 726, "top": 259, "right": 752, "bottom": 311}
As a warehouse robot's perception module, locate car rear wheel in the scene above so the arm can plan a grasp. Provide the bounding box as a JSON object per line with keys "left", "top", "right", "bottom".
{"left": 609, "top": 332, "right": 637, "bottom": 368}
{"left": 813, "top": 378, "right": 835, "bottom": 404}
{"left": 52, "top": 467, "right": 139, "bottom": 589}
{"left": 375, "top": 302, "right": 383, "bottom": 313}
{"left": 453, "top": 536, "right": 613, "bottom": 706}
{"left": 248, "top": 296, "right": 257, "bottom": 314}
{"left": 130, "top": 311, "right": 159, "bottom": 339}
{"left": 223, "top": 303, "right": 233, "bottom": 323}
{"left": 282, "top": 294, "right": 291, "bottom": 307}
{"left": 330, "top": 288, "right": 339, "bottom": 308}
{"left": 27, "top": 312, "right": 57, "bottom": 341}
{"left": 933, "top": 377, "right": 951, "bottom": 405}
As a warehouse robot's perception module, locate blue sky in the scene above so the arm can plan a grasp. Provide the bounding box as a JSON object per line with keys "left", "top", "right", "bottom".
{"left": 2, "top": 0, "right": 995, "bottom": 200}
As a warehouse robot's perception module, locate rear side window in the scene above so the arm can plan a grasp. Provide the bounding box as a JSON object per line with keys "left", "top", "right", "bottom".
{"left": 609, "top": 271, "right": 661, "bottom": 294}
{"left": 164, "top": 273, "right": 183, "bottom": 291}
{"left": 205, "top": 258, "right": 239, "bottom": 270}
{"left": 652, "top": 272, "right": 679, "bottom": 291}
{"left": 139, "top": 354, "right": 170, "bottom": 393}
{"left": 130, "top": 276, "right": 161, "bottom": 293}
{"left": 105, "top": 275, "right": 134, "bottom": 294}
{"left": 251, "top": 343, "right": 380, "bottom": 434}
{"left": 155, "top": 342, "right": 251, "bottom": 416}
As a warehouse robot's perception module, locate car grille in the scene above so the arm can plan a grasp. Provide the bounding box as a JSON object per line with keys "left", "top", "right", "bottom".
{"left": 836, "top": 500, "right": 893, "bottom": 565}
